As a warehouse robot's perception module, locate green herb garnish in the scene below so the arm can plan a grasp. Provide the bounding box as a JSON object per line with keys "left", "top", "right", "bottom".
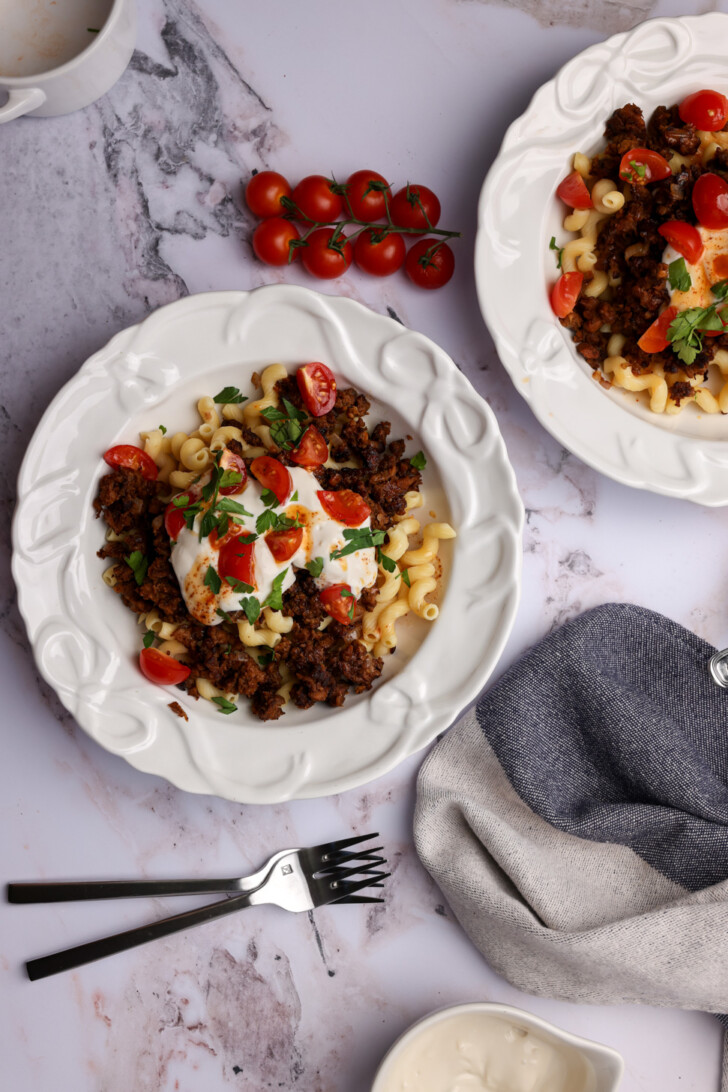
{"left": 668, "top": 257, "right": 692, "bottom": 293}
{"left": 213, "top": 386, "right": 247, "bottom": 404}
{"left": 401, "top": 569, "right": 411, "bottom": 588}
{"left": 306, "top": 557, "right": 324, "bottom": 578}
{"left": 260, "top": 488, "right": 279, "bottom": 508}
{"left": 378, "top": 551, "right": 397, "bottom": 573}
{"left": 142, "top": 630, "right": 155, "bottom": 648}
{"left": 204, "top": 565, "right": 221, "bottom": 595}
{"left": 211, "top": 695, "right": 238, "bottom": 714}
{"left": 125, "top": 551, "right": 148, "bottom": 585}
{"left": 549, "top": 236, "right": 564, "bottom": 270}
{"left": 158, "top": 425, "right": 167, "bottom": 435}
{"left": 330, "top": 527, "right": 386, "bottom": 561}
{"left": 261, "top": 398, "right": 308, "bottom": 451}
{"left": 239, "top": 596, "right": 261, "bottom": 625}
{"left": 410, "top": 451, "right": 427, "bottom": 470}
{"left": 263, "top": 568, "right": 289, "bottom": 612}
{"left": 225, "top": 576, "right": 255, "bottom": 595}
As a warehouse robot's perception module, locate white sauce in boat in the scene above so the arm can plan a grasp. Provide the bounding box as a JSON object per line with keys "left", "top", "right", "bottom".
{"left": 377, "top": 1011, "right": 596, "bottom": 1092}
{"left": 170, "top": 467, "right": 378, "bottom": 627}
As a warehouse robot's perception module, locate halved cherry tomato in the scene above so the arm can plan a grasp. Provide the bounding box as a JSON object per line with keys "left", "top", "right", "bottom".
{"left": 556, "top": 170, "right": 592, "bottom": 209}
{"left": 344, "top": 170, "right": 391, "bottom": 222}
{"left": 692, "top": 173, "right": 728, "bottom": 230}
{"left": 103, "top": 444, "right": 158, "bottom": 481}
{"left": 550, "top": 272, "right": 583, "bottom": 318}
{"left": 619, "top": 148, "right": 672, "bottom": 185}
{"left": 658, "top": 221, "right": 704, "bottom": 264}
{"left": 164, "top": 493, "right": 196, "bottom": 541}
{"left": 219, "top": 449, "right": 248, "bottom": 494}
{"left": 265, "top": 526, "right": 303, "bottom": 563}
{"left": 637, "top": 306, "right": 678, "bottom": 353}
{"left": 297, "top": 362, "right": 337, "bottom": 416}
{"left": 390, "top": 185, "right": 441, "bottom": 232}
{"left": 679, "top": 90, "right": 728, "bottom": 132}
{"left": 244, "top": 171, "right": 292, "bottom": 218}
{"left": 250, "top": 455, "right": 291, "bottom": 504}
{"left": 290, "top": 425, "right": 328, "bottom": 467}
{"left": 218, "top": 534, "right": 256, "bottom": 589}
{"left": 139, "top": 647, "right": 191, "bottom": 686}
{"left": 291, "top": 175, "right": 343, "bottom": 221}
{"left": 319, "top": 584, "right": 356, "bottom": 625}
{"left": 208, "top": 522, "right": 242, "bottom": 550}
{"left": 318, "top": 489, "right": 371, "bottom": 526}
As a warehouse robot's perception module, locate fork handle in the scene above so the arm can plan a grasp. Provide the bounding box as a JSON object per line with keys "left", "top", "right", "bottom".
{"left": 25, "top": 890, "right": 257, "bottom": 981}
{"left": 8, "top": 879, "right": 243, "bottom": 902}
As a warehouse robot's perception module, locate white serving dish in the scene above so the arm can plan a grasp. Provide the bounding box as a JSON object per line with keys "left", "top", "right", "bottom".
{"left": 371, "top": 1002, "right": 624, "bottom": 1092}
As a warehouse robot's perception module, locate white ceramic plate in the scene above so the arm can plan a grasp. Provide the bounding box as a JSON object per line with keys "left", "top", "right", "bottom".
{"left": 476, "top": 12, "right": 728, "bottom": 506}
{"left": 12, "top": 286, "right": 523, "bottom": 803}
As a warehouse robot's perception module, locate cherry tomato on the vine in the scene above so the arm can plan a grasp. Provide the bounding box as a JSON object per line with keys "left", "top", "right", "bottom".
{"left": 139, "top": 647, "right": 191, "bottom": 686}
{"left": 692, "top": 173, "right": 728, "bottom": 230}
{"left": 250, "top": 455, "right": 292, "bottom": 505}
{"left": 252, "top": 217, "right": 300, "bottom": 265}
{"left": 354, "top": 229, "right": 406, "bottom": 277}
{"left": 103, "top": 444, "right": 159, "bottom": 481}
{"left": 319, "top": 584, "right": 356, "bottom": 625}
{"left": 244, "top": 171, "right": 292, "bottom": 218}
{"left": 291, "top": 175, "right": 343, "bottom": 222}
{"left": 619, "top": 148, "right": 672, "bottom": 185}
{"left": 405, "top": 239, "right": 455, "bottom": 290}
{"left": 390, "top": 184, "right": 441, "bottom": 232}
{"left": 550, "top": 272, "right": 583, "bottom": 318}
{"left": 344, "top": 170, "right": 391, "bottom": 222}
{"left": 290, "top": 425, "right": 329, "bottom": 467}
{"left": 317, "top": 489, "right": 371, "bottom": 526}
{"left": 556, "top": 171, "right": 592, "bottom": 209}
{"left": 679, "top": 89, "right": 728, "bottom": 132}
{"left": 301, "top": 228, "right": 353, "bottom": 279}
{"left": 297, "top": 362, "right": 337, "bottom": 417}
{"left": 637, "top": 306, "right": 678, "bottom": 354}
{"left": 658, "top": 220, "right": 704, "bottom": 264}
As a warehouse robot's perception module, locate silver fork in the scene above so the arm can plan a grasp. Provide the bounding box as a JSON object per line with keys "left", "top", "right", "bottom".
{"left": 9, "top": 833, "right": 387, "bottom": 981}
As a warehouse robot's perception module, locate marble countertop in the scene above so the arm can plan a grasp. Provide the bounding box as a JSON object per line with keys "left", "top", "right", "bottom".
{"left": 1, "top": 0, "right": 726, "bottom": 1088}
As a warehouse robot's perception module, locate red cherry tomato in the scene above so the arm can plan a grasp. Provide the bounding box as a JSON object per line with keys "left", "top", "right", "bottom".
{"left": 657, "top": 221, "right": 704, "bottom": 264}
{"left": 219, "top": 449, "right": 248, "bottom": 494}
{"left": 405, "top": 239, "right": 455, "bottom": 290}
{"left": 555, "top": 170, "right": 592, "bottom": 209}
{"left": 692, "top": 173, "right": 728, "bottom": 229}
{"left": 207, "top": 521, "right": 242, "bottom": 550}
{"left": 250, "top": 455, "right": 291, "bottom": 505}
{"left": 390, "top": 185, "right": 441, "bottom": 232}
{"left": 344, "top": 170, "right": 391, "bottom": 222}
{"left": 244, "top": 171, "right": 292, "bottom": 218}
{"left": 297, "top": 362, "right": 337, "bottom": 416}
{"left": 139, "top": 647, "right": 191, "bottom": 686}
{"left": 103, "top": 444, "right": 158, "bottom": 481}
{"left": 354, "top": 229, "right": 406, "bottom": 277}
{"left": 319, "top": 584, "right": 356, "bottom": 625}
{"left": 218, "top": 534, "right": 256, "bottom": 589}
{"left": 301, "top": 228, "right": 353, "bottom": 279}
{"left": 679, "top": 90, "right": 728, "bottom": 132}
{"left": 637, "top": 306, "right": 678, "bottom": 353}
{"left": 291, "top": 175, "right": 343, "bottom": 221}
{"left": 164, "top": 493, "right": 197, "bottom": 541}
{"left": 265, "top": 526, "right": 303, "bottom": 563}
{"left": 252, "top": 217, "right": 300, "bottom": 265}
{"left": 550, "top": 272, "right": 583, "bottom": 318}
{"left": 619, "top": 148, "right": 672, "bottom": 185}
{"left": 290, "top": 425, "right": 329, "bottom": 467}
{"left": 318, "top": 489, "right": 371, "bottom": 526}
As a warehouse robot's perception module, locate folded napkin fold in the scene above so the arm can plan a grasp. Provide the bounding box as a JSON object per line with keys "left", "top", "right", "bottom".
{"left": 415, "top": 603, "right": 728, "bottom": 1089}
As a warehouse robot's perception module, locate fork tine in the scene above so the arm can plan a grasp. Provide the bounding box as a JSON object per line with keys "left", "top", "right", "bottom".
{"left": 317, "top": 848, "right": 384, "bottom": 866}
{"left": 318, "top": 862, "right": 387, "bottom": 881}
{"left": 333, "top": 895, "right": 384, "bottom": 904}
{"left": 316, "top": 856, "right": 386, "bottom": 876}
{"left": 309, "top": 832, "right": 379, "bottom": 864}
{"left": 330, "top": 873, "right": 390, "bottom": 900}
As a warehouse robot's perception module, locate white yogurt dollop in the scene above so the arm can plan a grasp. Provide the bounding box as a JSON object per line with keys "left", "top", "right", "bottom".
{"left": 170, "top": 466, "right": 378, "bottom": 626}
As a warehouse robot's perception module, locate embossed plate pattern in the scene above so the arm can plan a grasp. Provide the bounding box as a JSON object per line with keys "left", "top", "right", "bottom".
{"left": 13, "top": 287, "right": 523, "bottom": 803}
{"left": 476, "top": 12, "right": 728, "bottom": 506}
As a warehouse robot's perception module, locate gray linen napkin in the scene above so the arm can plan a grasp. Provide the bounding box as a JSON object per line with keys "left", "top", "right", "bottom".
{"left": 414, "top": 603, "right": 728, "bottom": 1089}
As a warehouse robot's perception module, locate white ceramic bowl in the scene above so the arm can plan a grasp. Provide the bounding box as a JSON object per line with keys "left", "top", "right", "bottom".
{"left": 371, "top": 1002, "right": 624, "bottom": 1092}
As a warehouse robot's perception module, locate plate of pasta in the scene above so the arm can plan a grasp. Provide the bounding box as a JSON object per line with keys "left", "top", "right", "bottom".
{"left": 476, "top": 11, "right": 728, "bottom": 505}
{"left": 12, "top": 285, "right": 523, "bottom": 803}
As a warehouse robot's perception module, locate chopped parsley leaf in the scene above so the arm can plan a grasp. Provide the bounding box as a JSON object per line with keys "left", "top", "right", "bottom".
{"left": 260, "top": 488, "right": 279, "bottom": 508}
{"left": 211, "top": 695, "right": 238, "bottom": 714}
{"left": 410, "top": 451, "right": 427, "bottom": 470}
{"left": 712, "top": 279, "right": 728, "bottom": 301}
{"left": 330, "top": 527, "right": 385, "bottom": 561}
{"left": 262, "top": 568, "right": 289, "bottom": 612}
{"left": 213, "top": 386, "right": 247, "bottom": 404}
{"left": 668, "top": 257, "right": 691, "bottom": 293}
{"left": 204, "top": 565, "right": 221, "bottom": 595}
{"left": 126, "top": 551, "right": 148, "bottom": 585}
{"left": 306, "top": 557, "right": 324, "bottom": 578}
{"left": 216, "top": 607, "right": 234, "bottom": 622}
{"left": 239, "top": 596, "right": 261, "bottom": 625}
{"left": 217, "top": 497, "right": 253, "bottom": 517}
{"left": 142, "top": 630, "right": 155, "bottom": 648}
{"left": 549, "top": 236, "right": 564, "bottom": 270}
{"left": 225, "top": 576, "right": 255, "bottom": 595}
{"left": 401, "top": 569, "right": 411, "bottom": 588}
{"left": 378, "top": 551, "right": 397, "bottom": 573}
{"left": 158, "top": 425, "right": 167, "bottom": 435}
